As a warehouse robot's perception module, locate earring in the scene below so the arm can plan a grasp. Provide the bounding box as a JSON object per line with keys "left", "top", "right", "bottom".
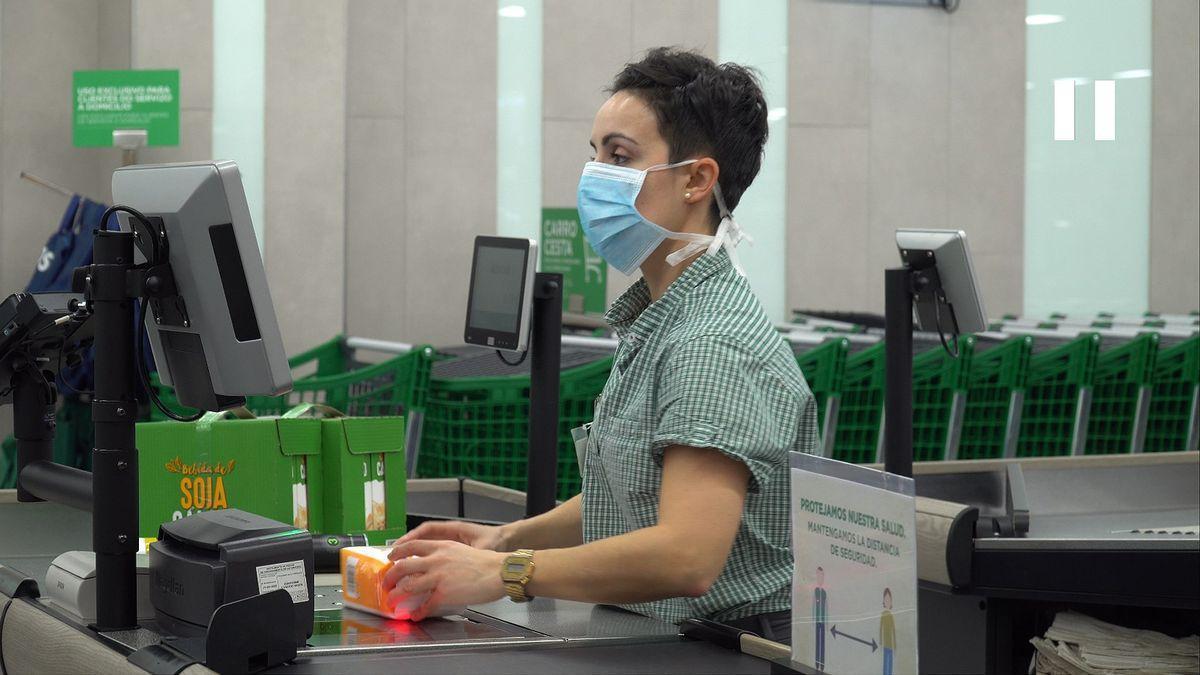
{"left": 684, "top": 191, "right": 693, "bottom": 200}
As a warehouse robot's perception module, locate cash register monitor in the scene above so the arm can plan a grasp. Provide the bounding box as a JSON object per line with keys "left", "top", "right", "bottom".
{"left": 464, "top": 236, "right": 537, "bottom": 352}
{"left": 895, "top": 229, "right": 988, "bottom": 335}
{"left": 111, "top": 161, "right": 291, "bottom": 410}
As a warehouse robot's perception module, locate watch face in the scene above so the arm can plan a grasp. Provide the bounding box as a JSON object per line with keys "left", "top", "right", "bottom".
{"left": 505, "top": 562, "right": 527, "bottom": 574}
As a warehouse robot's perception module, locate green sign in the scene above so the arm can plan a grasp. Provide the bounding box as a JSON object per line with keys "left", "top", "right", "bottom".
{"left": 541, "top": 208, "right": 607, "bottom": 316}
{"left": 73, "top": 70, "right": 179, "bottom": 147}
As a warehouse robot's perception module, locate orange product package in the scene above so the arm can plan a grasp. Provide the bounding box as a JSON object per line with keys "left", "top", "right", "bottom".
{"left": 340, "top": 546, "right": 429, "bottom": 620}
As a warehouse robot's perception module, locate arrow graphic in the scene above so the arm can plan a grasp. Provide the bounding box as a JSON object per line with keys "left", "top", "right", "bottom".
{"left": 830, "top": 625, "right": 878, "bottom": 652}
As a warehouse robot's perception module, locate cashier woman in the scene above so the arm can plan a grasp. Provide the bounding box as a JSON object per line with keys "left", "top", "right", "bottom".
{"left": 385, "top": 48, "right": 818, "bottom": 643}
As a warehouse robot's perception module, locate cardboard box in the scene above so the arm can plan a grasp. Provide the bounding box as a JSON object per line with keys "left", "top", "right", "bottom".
{"left": 319, "top": 417, "right": 407, "bottom": 544}
{"left": 137, "top": 413, "right": 324, "bottom": 538}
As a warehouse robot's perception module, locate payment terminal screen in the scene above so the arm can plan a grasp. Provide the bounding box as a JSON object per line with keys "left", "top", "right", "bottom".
{"left": 469, "top": 246, "right": 526, "bottom": 333}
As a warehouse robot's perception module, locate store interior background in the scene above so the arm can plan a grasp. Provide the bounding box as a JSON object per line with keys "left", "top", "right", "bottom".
{"left": 1, "top": 0, "right": 1197, "bottom": 441}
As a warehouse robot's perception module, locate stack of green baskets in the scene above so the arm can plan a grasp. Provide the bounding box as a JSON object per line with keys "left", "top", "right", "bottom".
{"left": 958, "top": 336, "right": 1033, "bottom": 460}
{"left": 1144, "top": 334, "right": 1200, "bottom": 452}
{"left": 793, "top": 338, "right": 849, "bottom": 447}
{"left": 830, "top": 337, "right": 972, "bottom": 464}
{"left": 1084, "top": 334, "right": 1158, "bottom": 455}
{"left": 420, "top": 356, "right": 613, "bottom": 501}
{"left": 148, "top": 335, "right": 434, "bottom": 420}
{"left": 1016, "top": 334, "right": 1100, "bottom": 457}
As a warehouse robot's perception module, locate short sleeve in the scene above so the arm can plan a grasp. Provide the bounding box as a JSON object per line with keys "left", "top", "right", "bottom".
{"left": 651, "top": 335, "right": 800, "bottom": 493}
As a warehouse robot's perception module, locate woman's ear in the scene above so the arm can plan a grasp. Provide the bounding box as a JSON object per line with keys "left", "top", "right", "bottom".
{"left": 682, "top": 158, "right": 720, "bottom": 206}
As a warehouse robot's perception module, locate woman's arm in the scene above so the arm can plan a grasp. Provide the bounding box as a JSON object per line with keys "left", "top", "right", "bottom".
{"left": 387, "top": 444, "right": 749, "bottom": 615}
{"left": 396, "top": 493, "right": 583, "bottom": 551}
{"left": 499, "top": 493, "right": 584, "bottom": 550}
{"left": 525, "top": 445, "right": 748, "bottom": 603}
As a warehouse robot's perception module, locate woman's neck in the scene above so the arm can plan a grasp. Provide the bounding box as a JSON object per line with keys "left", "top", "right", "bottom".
{"left": 640, "top": 239, "right": 702, "bottom": 301}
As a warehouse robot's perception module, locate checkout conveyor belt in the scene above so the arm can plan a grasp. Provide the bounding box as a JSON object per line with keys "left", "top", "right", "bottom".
{"left": 0, "top": 488, "right": 786, "bottom": 675}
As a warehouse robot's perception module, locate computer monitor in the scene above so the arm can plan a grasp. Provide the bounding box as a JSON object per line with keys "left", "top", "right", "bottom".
{"left": 111, "top": 161, "right": 291, "bottom": 411}
{"left": 463, "top": 236, "right": 537, "bottom": 352}
{"left": 895, "top": 229, "right": 988, "bottom": 335}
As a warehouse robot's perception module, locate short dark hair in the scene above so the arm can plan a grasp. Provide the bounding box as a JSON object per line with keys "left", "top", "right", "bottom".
{"left": 609, "top": 47, "right": 768, "bottom": 226}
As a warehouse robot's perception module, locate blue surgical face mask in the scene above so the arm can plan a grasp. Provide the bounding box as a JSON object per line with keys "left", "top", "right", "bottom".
{"left": 576, "top": 160, "right": 750, "bottom": 276}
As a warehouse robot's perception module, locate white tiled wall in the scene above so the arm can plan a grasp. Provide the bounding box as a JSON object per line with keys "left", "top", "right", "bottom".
{"left": 788, "top": 0, "right": 1025, "bottom": 318}
{"left": 1150, "top": 0, "right": 1200, "bottom": 314}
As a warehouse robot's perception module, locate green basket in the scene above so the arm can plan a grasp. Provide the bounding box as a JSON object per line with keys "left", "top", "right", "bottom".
{"left": 829, "top": 338, "right": 970, "bottom": 464}
{"left": 1144, "top": 335, "right": 1200, "bottom": 452}
{"left": 1016, "top": 334, "right": 1100, "bottom": 457}
{"left": 246, "top": 339, "right": 435, "bottom": 418}
{"left": 149, "top": 336, "right": 434, "bottom": 419}
{"left": 1084, "top": 334, "right": 1159, "bottom": 455}
{"left": 911, "top": 337, "right": 973, "bottom": 462}
{"left": 793, "top": 338, "right": 849, "bottom": 435}
{"left": 831, "top": 343, "right": 887, "bottom": 464}
{"left": 420, "top": 357, "right": 613, "bottom": 500}
{"left": 958, "top": 336, "right": 1033, "bottom": 460}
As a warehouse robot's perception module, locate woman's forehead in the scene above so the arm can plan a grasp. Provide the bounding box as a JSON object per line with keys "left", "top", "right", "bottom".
{"left": 591, "top": 92, "right": 660, "bottom": 146}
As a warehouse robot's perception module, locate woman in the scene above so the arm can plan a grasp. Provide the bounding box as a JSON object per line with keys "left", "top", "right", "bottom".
{"left": 385, "top": 47, "right": 818, "bottom": 644}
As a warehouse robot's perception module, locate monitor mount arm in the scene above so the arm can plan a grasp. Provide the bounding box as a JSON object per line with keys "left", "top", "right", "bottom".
{"left": 15, "top": 228, "right": 182, "bottom": 631}
{"left": 884, "top": 248, "right": 953, "bottom": 479}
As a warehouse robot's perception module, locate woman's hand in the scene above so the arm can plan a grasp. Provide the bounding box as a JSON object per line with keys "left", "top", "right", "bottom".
{"left": 384, "top": 540, "right": 507, "bottom": 621}
{"left": 395, "top": 520, "right": 507, "bottom": 551}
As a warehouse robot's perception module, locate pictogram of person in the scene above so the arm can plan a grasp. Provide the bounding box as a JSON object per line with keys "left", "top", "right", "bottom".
{"left": 880, "top": 587, "right": 896, "bottom": 675}
{"left": 813, "top": 566, "right": 828, "bottom": 670}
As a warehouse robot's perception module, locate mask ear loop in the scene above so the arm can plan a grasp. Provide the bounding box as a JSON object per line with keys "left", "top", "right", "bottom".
{"left": 710, "top": 183, "right": 752, "bottom": 276}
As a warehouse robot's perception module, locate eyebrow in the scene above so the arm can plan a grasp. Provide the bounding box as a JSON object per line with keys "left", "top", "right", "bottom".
{"left": 589, "top": 132, "right": 640, "bottom": 150}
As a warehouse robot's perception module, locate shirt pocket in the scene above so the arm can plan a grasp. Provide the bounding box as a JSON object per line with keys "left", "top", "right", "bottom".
{"left": 596, "top": 416, "right": 663, "bottom": 500}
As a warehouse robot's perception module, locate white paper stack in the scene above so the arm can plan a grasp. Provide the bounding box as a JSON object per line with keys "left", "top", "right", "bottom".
{"left": 1030, "top": 611, "right": 1199, "bottom": 675}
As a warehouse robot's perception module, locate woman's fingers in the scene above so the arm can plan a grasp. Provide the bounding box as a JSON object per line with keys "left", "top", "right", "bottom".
{"left": 382, "top": 551, "right": 434, "bottom": 587}
{"left": 387, "top": 538, "right": 445, "bottom": 561}
{"left": 394, "top": 571, "right": 439, "bottom": 598}
{"left": 396, "top": 521, "right": 459, "bottom": 544}
{"left": 409, "top": 588, "right": 443, "bottom": 623}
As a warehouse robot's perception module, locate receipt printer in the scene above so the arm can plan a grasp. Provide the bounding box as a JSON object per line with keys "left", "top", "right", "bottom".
{"left": 44, "top": 551, "right": 155, "bottom": 624}
{"left": 149, "top": 509, "right": 315, "bottom": 645}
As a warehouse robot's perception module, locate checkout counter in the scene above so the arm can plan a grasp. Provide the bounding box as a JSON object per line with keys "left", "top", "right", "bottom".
{"left": 3, "top": 452, "right": 1197, "bottom": 674}
{"left": 0, "top": 481, "right": 787, "bottom": 675}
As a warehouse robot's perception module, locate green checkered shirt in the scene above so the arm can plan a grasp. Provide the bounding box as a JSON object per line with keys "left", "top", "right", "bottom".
{"left": 581, "top": 249, "right": 819, "bottom": 624}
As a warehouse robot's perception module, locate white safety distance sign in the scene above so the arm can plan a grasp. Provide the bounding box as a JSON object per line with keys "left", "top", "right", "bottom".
{"left": 256, "top": 560, "right": 310, "bottom": 604}
{"left": 790, "top": 453, "right": 918, "bottom": 675}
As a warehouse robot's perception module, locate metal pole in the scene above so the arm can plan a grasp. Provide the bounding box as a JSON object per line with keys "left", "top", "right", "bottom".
{"left": 12, "top": 369, "right": 55, "bottom": 503}
{"left": 526, "top": 273, "right": 562, "bottom": 517}
{"left": 884, "top": 268, "right": 914, "bottom": 478}
{"left": 90, "top": 230, "right": 139, "bottom": 630}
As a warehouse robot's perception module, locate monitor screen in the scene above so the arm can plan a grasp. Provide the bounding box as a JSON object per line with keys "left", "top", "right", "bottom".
{"left": 468, "top": 246, "right": 527, "bottom": 334}
{"left": 463, "top": 236, "right": 536, "bottom": 352}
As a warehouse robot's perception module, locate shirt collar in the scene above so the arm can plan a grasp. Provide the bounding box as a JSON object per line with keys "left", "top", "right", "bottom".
{"left": 604, "top": 249, "right": 733, "bottom": 343}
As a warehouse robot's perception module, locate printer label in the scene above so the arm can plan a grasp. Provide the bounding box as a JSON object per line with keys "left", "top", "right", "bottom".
{"left": 256, "top": 560, "right": 309, "bottom": 604}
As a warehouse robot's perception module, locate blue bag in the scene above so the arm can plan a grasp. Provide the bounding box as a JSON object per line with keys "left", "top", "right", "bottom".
{"left": 26, "top": 195, "right": 82, "bottom": 292}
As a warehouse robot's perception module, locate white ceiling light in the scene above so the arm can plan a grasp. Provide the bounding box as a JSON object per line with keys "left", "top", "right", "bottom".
{"left": 1113, "top": 69, "right": 1151, "bottom": 79}
{"left": 1026, "top": 14, "right": 1064, "bottom": 26}
{"left": 498, "top": 5, "right": 527, "bottom": 18}
{"left": 767, "top": 107, "right": 787, "bottom": 122}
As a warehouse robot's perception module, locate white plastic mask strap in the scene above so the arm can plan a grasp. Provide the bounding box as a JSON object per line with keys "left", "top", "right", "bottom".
{"left": 709, "top": 183, "right": 752, "bottom": 276}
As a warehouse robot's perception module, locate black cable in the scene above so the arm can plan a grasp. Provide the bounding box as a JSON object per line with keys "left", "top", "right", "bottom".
{"left": 933, "top": 295, "right": 960, "bottom": 359}
{"left": 496, "top": 348, "right": 529, "bottom": 367}
{"left": 56, "top": 335, "right": 94, "bottom": 398}
{"left": 137, "top": 298, "right": 204, "bottom": 422}
{"left": 100, "top": 204, "right": 161, "bottom": 264}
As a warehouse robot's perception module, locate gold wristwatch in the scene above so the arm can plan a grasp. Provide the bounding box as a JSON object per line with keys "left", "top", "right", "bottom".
{"left": 501, "top": 549, "right": 536, "bottom": 603}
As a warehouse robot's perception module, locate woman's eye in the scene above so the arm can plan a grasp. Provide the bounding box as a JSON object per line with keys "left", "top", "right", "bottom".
{"left": 611, "top": 154, "right": 628, "bottom": 166}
